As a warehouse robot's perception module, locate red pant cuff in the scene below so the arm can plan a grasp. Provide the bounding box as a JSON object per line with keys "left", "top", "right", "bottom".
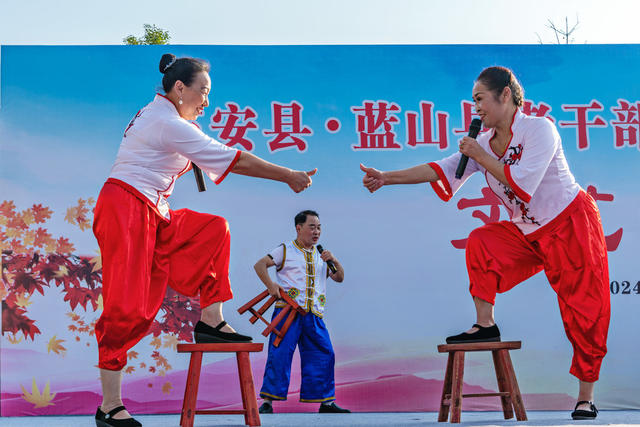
{"left": 98, "top": 361, "right": 126, "bottom": 371}
{"left": 570, "top": 366, "right": 599, "bottom": 383}
{"left": 200, "top": 292, "right": 233, "bottom": 309}
{"left": 470, "top": 286, "right": 496, "bottom": 305}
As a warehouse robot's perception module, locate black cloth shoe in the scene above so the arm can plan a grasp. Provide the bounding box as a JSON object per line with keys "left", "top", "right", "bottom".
{"left": 95, "top": 406, "right": 142, "bottom": 427}
{"left": 194, "top": 320, "right": 252, "bottom": 343}
{"left": 258, "top": 401, "right": 273, "bottom": 414}
{"left": 319, "top": 402, "right": 351, "bottom": 413}
{"left": 445, "top": 323, "right": 501, "bottom": 344}
{"left": 571, "top": 401, "right": 598, "bottom": 420}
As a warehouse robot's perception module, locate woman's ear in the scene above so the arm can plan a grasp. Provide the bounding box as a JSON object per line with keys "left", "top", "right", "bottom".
{"left": 174, "top": 80, "right": 185, "bottom": 95}
{"left": 502, "top": 86, "right": 512, "bottom": 104}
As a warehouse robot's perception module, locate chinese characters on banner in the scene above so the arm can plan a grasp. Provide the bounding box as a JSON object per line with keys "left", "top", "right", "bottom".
{"left": 210, "top": 102, "right": 258, "bottom": 151}
{"left": 450, "top": 184, "right": 623, "bottom": 252}
{"left": 209, "top": 99, "right": 639, "bottom": 153}
{"left": 208, "top": 98, "right": 629, "bottom": 251}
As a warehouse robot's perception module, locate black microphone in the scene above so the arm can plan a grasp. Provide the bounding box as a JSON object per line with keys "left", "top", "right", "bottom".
{"left": 193, "top": 163, "right": 207, "bottom": 192}
{"left": 316, "top": 245, "right": 337, "bottom": 274}
{"left": 455, "top": 118, "right": 483, "bottom": 179}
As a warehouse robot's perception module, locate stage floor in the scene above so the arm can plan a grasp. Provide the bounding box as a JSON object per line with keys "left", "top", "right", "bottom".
{"left": 1, "top": 411, "right": 639, "bottom": 426}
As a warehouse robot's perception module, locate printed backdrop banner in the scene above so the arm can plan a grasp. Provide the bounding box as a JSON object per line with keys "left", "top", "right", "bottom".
{"left": 0, "top": 45, "right": 638, "bottom": 416}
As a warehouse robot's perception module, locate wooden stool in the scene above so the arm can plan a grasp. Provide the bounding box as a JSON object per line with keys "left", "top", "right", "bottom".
{"left": 437, "top": 341, "right": 527, "bottom": 423}
{"left": 237, "top": 289, "right": 307, "bottom": 347}
{"left": 177, "top": 343, "right": 264, "bottom": 427}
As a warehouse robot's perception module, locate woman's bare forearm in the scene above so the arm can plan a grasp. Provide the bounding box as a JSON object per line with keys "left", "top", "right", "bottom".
{"left": 231, "top": 151, "right": 292, "bottom": 182}
{"left": 384, "top": 163, "right": 439, "bottom": 185}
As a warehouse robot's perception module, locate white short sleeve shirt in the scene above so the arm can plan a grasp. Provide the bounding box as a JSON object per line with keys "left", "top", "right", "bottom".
{"left": 429, "top": 110, "right": 580, "bottom": 235}
{"left": 109, "top": 94, "right": 240, "bottom": 218}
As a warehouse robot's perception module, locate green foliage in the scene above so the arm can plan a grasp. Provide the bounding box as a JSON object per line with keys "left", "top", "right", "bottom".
{"left": 123, "top": 24, "right": 170, "bottom": 45}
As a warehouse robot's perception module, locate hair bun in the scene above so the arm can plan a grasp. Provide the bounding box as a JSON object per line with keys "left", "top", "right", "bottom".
{"left": 159, "top": 53, "right": 177, "bottom": 74}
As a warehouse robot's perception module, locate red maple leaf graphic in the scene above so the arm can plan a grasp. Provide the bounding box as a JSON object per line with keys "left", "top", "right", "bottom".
{"left": 2, "top": 299, "right": 41, "bottom": 340}
{"left": 33, "top": 228, "right": 54, "bottom": 249}
{"left": 0, "top": 200, "right": 17, "bottom": 217}
{"left": 62, "top": 286, "right": 94, "bottom": 311}
{"left": 56, "top": 238, "right": 75, "bottom": 254}
{"left": 31, "top": 204, "right": 53, "bottom": 223}
{"left": 7, "top": 216, "right": 28, "bottom": 231}
{"left": 12, "top": 271, "right": 48, "bottom": 296}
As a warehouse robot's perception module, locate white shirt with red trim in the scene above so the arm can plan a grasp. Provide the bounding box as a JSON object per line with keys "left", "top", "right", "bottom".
{"left": 428, "top": 109, "right": 580, "bottom": 235}
{"left": 109, "top": 95, "right": 240, "bottom": 218}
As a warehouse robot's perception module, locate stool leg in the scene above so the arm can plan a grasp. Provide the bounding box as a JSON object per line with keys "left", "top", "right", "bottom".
{"left": 491, "top": 350, "right": 514, "bottom": 420}
{"left": 180, "top": 351, "right": 203, "bottom": 427}
{"left": 238, "top": 290, "right": 269, "bottom": 314}
{"left": 273, "top": 310, "right": 297, "bottom": 348}
{"left": 262, "top": 305, "right": 291, "bottom": 337}
{"left": 438, "top": 352, "right": 454, "bottom": 422}
{"left": 450, "top": 351, "right": 465, "bottom": 423}
{"left": 250, "top": 296, "right": 277, "bottom": 324}
{"left": 236, "top": 351, "right": 261, "bottom": 426}
{"left": 501, "top": 350, "right": 527, "bottom": 421}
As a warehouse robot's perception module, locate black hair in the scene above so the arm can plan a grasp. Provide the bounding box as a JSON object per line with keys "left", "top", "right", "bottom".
{"left": 294, "top": 210, "right": 319, "bottom": 227}
{"left": 476, "top": 66, "right": 524, "bottom": 107}
{"left": 159, "top": 53, "right": 210, "bottom": 93}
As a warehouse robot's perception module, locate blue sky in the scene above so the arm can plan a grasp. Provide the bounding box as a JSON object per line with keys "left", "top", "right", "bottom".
{"left": 1, "top": 0, "right": 639, "bottom": 45}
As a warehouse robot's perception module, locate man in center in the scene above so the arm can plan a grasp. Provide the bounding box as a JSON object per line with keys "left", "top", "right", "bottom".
{"left": 254, "top": 210, "right": 350, "bottom": 414}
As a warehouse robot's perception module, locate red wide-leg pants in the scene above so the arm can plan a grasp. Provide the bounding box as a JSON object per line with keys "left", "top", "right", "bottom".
{"left": 465, "top": 191, "right": 610, "bottom": 382}
{"left": 93, "top": 179, "right": 233, "bottom": 370}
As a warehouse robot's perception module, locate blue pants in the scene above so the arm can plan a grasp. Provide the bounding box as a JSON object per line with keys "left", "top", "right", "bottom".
{"left": 259, "top": 307, "right": 335, "bottom": 402}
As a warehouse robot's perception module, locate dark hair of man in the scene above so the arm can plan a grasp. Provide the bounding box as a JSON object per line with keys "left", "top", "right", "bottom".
{"left": 294, "top": 210, "right": 319, "bottom": 227}
{"left": 476, "top": 66, "right": 525, "bottom": 107}
{"left": 158, "top": 53, "right": 211, "bottom": 93}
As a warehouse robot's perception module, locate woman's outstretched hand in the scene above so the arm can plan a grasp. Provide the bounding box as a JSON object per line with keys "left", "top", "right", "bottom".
{"left": 288, "top": 168, "right": 317, "bottom": 193}
{"left": 360, "top": 163, "right": 385, "bottom": 193}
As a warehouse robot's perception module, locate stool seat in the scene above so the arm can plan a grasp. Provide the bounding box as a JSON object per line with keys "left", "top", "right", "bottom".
{"left": 437, "top": 340, "right": 521, "bottom": 353}
{"left": 437, "top": 340, "right": 527, "bottom": 423}
{"left": 178, "top": 343, "right": 264, "bottom": 353}
{"left": 178, "top": 342, "right": 264, "bottom": 427}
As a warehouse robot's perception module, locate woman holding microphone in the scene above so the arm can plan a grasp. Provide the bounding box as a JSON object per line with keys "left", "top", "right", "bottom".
{"left": 93, "top": 53, "right": 316, "bottom": 426}
{"left": 360, "top": 66, "right": 609, "bottom": 420}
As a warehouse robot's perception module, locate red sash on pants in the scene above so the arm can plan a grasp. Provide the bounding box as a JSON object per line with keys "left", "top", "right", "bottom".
{"left": 93, "top": 179, "right": 233, "bottom": 370}
{"left": 465, "top": 190, "right": 610, "bottom": 382}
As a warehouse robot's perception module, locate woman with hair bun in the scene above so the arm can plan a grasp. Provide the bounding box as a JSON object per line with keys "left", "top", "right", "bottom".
{"left": 360, "top": 66, "right": 610, "bottom": 420}
{"left": 93, "top": 53, "right": 316, "bottom": 426}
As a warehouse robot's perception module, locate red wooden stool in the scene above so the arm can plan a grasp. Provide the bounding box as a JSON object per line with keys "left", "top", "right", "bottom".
{"left": 437, "top": 341, "right": 527, "bottom": 423}
{"left": 237, "top": 289, "right": 306, "bottom": 347}
{"left": 177, "top": 343, "right": 264, "bottom": 427}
